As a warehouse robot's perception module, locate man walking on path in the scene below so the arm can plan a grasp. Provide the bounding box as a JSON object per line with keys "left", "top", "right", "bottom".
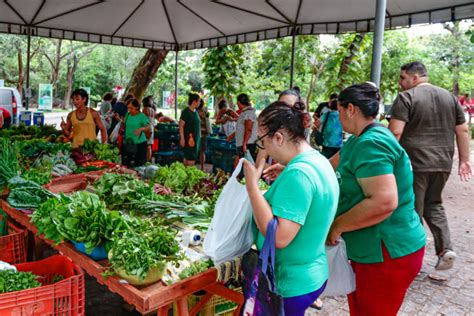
{"left": 389, "top": 61, "right": 472, "bottom": 271}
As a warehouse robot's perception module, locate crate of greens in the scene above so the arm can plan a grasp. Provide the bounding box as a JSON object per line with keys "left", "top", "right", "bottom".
{"left": 0, "top": 212, "right": 27, "bottom": 264}
{"left": 0, "top": 255, "right": 85, "bottom": 315}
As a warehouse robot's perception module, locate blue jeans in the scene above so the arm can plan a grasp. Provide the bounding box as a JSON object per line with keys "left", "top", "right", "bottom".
{"left": 283, "top": 281, "right": 327, "bottom": 316}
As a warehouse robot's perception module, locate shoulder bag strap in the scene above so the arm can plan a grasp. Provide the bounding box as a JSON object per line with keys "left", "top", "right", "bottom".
{"left": 320, "top": 112, "right": 330, "bottom": 134}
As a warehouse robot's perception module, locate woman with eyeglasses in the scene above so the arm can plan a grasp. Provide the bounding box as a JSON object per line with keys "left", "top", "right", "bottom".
{"left": 243, "top": 101, "right": 339, "bottom": 316}
{"left": 327, "top": 83, "right": 426, "bottom": 315}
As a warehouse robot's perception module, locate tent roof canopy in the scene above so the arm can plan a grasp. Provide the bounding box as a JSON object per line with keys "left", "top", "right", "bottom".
{"left": 1, "top": 0, "right": 473, "bottom": 50}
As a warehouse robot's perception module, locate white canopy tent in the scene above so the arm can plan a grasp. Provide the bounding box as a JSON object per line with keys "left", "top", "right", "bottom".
{"left": 1, "top": 0, "right": 472, "bottom": 50}
{"left": 1, "top": 0, "right": 472, "bottom": 110}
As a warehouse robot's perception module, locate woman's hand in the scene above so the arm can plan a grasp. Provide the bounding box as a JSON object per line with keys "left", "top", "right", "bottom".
{"left": 326, "top": 221, "right": 342, "bottom": 246}
{"left": 243, "top": 159, "right": 264, "bottom": 190}
{"left": 262, "top": 163, "right": 284, "bottom": 182}
{"left": 134, "top": 127, "right": 143, "bottom": 136}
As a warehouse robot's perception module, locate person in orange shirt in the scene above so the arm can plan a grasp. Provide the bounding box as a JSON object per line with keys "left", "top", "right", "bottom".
{"left": 61, "top": 88, "right": 107, "bottom": 148}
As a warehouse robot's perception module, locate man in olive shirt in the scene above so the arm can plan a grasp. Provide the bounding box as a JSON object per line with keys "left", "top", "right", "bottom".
{"left": 389, "top": 61, "right": 472, "bottom": 271}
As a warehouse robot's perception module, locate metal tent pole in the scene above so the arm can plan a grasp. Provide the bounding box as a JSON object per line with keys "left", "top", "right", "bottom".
{"left": 370, "top": 0, "right": 387, "bottom": 87}
{"left": 25, "top": 26, "right": 31, "bottom": 110}
{"left": 289, "top": 26, "right": 296, "bottom": 88}
{"left": 174, "top": 50, "right": 178, "bottom": 119}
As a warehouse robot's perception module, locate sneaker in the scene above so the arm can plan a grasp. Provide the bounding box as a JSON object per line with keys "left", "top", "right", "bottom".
{"left": 435, "top": 250, "right": 456, "bottom": 270}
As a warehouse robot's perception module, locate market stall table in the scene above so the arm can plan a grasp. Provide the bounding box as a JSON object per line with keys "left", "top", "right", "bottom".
{"left": 0, "top": 199, "right": 243, "bottom": 315}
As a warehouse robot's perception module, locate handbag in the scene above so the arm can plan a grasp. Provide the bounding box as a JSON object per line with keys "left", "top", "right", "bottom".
{"left": 314, "top": 112, "right": 330, "bottom": 146}
{"left": 241, "top": 218, "right": 285, "bottom": 316}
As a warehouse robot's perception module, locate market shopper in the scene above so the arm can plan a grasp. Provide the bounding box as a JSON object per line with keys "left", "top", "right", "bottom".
{"left": 243, "top": 101, "right": 339, "bottom": 316}
{"left": 121, "top": 98, "right": 150, "bottom": 168}
{"left": 108, "top": 93, "right": 133, "bottom": 136}
{"left": 60, "top": 88, "right": 107, "bottom": 148}
{"left": 389, "top": 61, "right": 472, "bottom": 271}
{"left": 142, "top": 96, "right": 156, "bottom": 162}
{"left": 179, "top": 93, "right": 201, "bottom": 166}
{"left": 319, "top": 99, "right": 343, "bottom": 158}
{"left": 227, "top": 93, "right": 258, "bottom": 161}
{"left": 197, "top": 99, "right": 211, "bottom": 170}
{"left": 327, "top": 83, "right": 426, "bottom": 315}
{"left": 215, "top": 99, "right": 238, "bottom": 136}
{"left": 0, "top": 107, "right": 11, "bottom": 129}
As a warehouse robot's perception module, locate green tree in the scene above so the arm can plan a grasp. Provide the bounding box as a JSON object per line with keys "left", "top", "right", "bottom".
{"left": 202, "top": 45, "right": 245, "bottom": 110}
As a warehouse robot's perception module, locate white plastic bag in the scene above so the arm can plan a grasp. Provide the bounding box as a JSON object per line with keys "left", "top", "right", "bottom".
{"left": 109, "top": 122, "right": 121, "bottom": 144}
{"left": 203, "top": 158, "right": 254, "bottom": 265}
{"left": 321, "top": 238, "right": 356, "bottom": 297}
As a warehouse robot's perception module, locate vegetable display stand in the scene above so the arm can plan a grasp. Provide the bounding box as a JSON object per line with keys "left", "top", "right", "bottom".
{"left": 0, "top": 255, "right": 85, "bottom": 316}
{"left": 0, "top": 221, "right": 27, "bottom": 264}
{"left": 0, "top": 200, "right": 244, "bottom": 316}
{"left": 212, "top": 148, "right": 236, "bottom": 174}
{"left": 155, "top": 151, "right": 184, "bottom": 166}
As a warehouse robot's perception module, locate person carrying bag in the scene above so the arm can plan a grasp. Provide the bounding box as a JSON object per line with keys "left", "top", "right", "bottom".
{"left": 241, "top": 218, "right": 284, "bottom": 316}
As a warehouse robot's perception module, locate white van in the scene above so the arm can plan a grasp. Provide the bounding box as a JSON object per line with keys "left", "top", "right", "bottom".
{"left": 0, "top": 87, "right": 22, "bottom": 125}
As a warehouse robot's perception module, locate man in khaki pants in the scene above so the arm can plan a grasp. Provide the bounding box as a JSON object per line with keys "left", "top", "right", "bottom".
{"left": 389, "top": 61, "right": 472, "bottom": 271}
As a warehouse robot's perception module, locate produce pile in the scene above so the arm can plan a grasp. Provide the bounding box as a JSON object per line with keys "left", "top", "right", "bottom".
{"left": 0, "top": 125, "right": 249, "bottom": 285}
{"left": 0, "top": 124, "right": 61, "bottom": 141}
{"left": 0, "top": 269, "right": 40, "bottom": 293}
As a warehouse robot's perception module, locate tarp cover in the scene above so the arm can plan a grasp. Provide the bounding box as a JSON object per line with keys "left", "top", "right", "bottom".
{"left": 0, "top": 0, "right": 473, "bottom": 50}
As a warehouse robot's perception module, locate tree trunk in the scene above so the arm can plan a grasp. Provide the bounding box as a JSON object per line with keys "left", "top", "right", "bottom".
{"left": 124, "top": 49, "right": 168, "bottom": 102}
{"left": 306, "top": 60, "right": 326, "bottom": 106}
{"left": 64, "top": 55, "right": 78, "bottom": 109}
{"left": 16, "top": 47, "right": 24, "bottom": 98}
{"left": 337, "top": 33, "right": 366, "bottom": 90}
{"left": 444, "top": 22, "right": 461, "bottom": 95}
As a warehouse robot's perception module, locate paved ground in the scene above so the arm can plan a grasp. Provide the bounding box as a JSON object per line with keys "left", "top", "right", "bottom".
{"left": 307, "top": 141, "right": 474, "bottom": 315}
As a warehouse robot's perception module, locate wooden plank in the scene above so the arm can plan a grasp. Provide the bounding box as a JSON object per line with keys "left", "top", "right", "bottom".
{"left": 189, "top": 292, "right": 213, "bottom": 316}
{"left": 175, "top": 298, "right": 189, "bottom": 316}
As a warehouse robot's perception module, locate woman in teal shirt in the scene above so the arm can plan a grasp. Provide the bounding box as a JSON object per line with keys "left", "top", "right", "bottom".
{"left": 244, "top": 101, "right": 339, "bottom": 316}
{"left": 122, "top": 99, "right": 150, "bottom": 167}
{"left": 327, "top": 83, "right": 426, "bottom": 315}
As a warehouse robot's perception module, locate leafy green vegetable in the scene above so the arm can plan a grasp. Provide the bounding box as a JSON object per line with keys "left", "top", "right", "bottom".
{"left": 32, "top": 191, "right": 131, "bottom": 253}
{"left": 81, "top": 139, "right": 119, "bottom": 163}
{"left": 109, "top": 218, "right": 182, "bottom": 280}
{"left": 0, "top": 138, "right": 20, "bottom": 184}
{"left": 22, "top": 166, "right": 52, "bottom": 185}
{"left": 0, "top": 124, "right": 61, "bottom": 140}
{"left": 94, "top": 173, "right": 154, "bottom": 209}
{"left": 179, "top": 260, "right": 213, "bottom": 280}
{"left": 0, "top": 270, "right": 41, "bottom": 293}
{"left": 152, "top": 162, "right": 206, "bottom": 194}
{"left": 17, "top": 139, "right": 71, "bottom": 159}
{"left": 7, "top": 176, "right": 57, "bottom": 209}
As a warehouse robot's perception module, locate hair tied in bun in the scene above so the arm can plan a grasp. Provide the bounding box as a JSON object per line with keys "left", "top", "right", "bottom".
{"left": 292, "top": 101, "right": 306, "bottom": 112}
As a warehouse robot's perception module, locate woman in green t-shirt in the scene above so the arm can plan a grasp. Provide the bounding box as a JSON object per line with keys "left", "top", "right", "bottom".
{"left": 179, "top": 93, "right": 201, "bottom": 166}
{"left": 327, "top": 83, "right": 426, "bottom": 315}
{"left": 243, "top": 101, "right": 339, "bottom": 316}
{"left": 121, "top": 99, "right": 151, "bottom": 167}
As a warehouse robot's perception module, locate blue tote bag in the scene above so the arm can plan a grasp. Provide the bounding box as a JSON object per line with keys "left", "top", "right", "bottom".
{"left": 241, "top": 218, "right": 285, "bottom": 316}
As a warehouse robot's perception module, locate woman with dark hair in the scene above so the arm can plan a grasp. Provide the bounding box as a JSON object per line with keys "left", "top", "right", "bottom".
{"left": 327, "top": 83, "right": 426, "bottom": 315}
{"left": 179, "top": 93, "right": 201, "bottom": 166}
{"left": 319, "top": 99, "right": 343, "bottom": 158}
{"left": 142, "top": 96, "right": 156, "bottom": 162}
{"left": 197, "top": 99, "right": 211, "bottom": 170}
{"left": 227, "top": 93, "right": 257, "bottom": 161}
{"left": 61, "top": 88, "right": 107, "bottom": 148}
{"left": 215, "top": 99, "right": 238, "bottom": 136}
{"left": 121, "top": 98, "right": 150, "bottom": 167}
{"left": 278, "top": 89, "right": 301, "bottom": 106}
{"left": 243, "top": 101, "right": 339, "bottom": 316}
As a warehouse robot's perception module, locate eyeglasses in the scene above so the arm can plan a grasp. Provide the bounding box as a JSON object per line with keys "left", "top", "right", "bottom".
{"left": 255, "top": 132, "right": 271, "bottom": 150}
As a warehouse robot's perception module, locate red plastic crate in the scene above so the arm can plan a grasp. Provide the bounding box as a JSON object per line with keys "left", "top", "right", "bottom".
{"left": 0, "top": 221, "right": 27, "bottom": 264}
{"left": 0, "top": 255, "right": 85, "bottom": 316}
